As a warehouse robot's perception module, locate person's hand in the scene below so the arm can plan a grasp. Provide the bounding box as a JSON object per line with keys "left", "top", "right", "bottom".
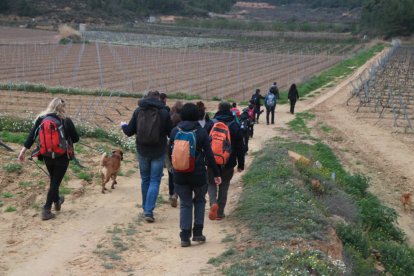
{"left": 120, "top": 121, "right": 127, "bottom": 128}
{"left": 17, "top": 147, "right": 27, "bottom": 162}
{"left": 237, "top": 168, "right": 243, "bottom": 173}
{"left": 214, "top": 177, "right": 222, "bottom": 186}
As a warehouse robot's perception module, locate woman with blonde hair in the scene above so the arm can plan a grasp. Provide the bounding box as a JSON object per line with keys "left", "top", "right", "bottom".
{"left": 18, "top": 97, "right": 79, "bottom": 220}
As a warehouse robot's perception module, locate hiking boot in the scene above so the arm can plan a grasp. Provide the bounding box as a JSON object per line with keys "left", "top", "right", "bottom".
{"left": 192, "top": 224, "right": 206, "bottom": 242}
{"left": 169, "top": 193, "right": 178, "bottom": 208}
{"left": 208, "top": 203, "right": 219, "bottom": 220}
{"left": 54, "top": 196, "right": 65, "bottom": 211}
{"left": 41, "top": 208, "right": 55, "bottom": 221}
{"left": 180, "top": 229, "right": 191, "bottom": 247}
{"left": 192, "top": 235, "right": 206, "bottom": 242}
{"left": 144, "top": 215, "right": 155, "bottom": 223}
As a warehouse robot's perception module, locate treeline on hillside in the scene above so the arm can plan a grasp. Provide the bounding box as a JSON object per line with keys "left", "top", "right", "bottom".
{"left": 253, "top": 0, "right": 413, "bottom": 37}
{"left": 361, "top": 0, "right": 414, "bottom": 38}
{"left": 252, "top": 0, "right": 364, "bottom": 9}
{"left": 0, "top": 0, "right": 237, "bottom": 17}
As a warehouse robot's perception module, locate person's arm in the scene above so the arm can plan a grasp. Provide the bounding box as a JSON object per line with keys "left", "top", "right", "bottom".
{"left": 19, "top": 117, "right": 42, "bottom": 161}
{"left": 65, "top": 118, "right": 79, "bottom": 143}
{"left": 121, "top": 109, "right": 138, "bottom": 137}
{"left": 201, "top": 129, "right": 220, "bottom": 177}
{"left": 23, "top": 117, "right": 42, "bottom": 149}
{"left": 164, "top": 110, "right": 173, "bottom": 137}
{"left": 168, "top": 128, "right": 177, "bottom": 160}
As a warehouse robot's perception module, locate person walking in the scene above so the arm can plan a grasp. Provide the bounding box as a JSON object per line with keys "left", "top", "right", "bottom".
{"left": 205, "top": 102, "right": 245, "bottom": 221}
{"left": 121, "top": 91, "right": 172, "bottom": 223}
{"left": 250, "top": 89, "right": 264, "bottom": 123}
{"left": 288, "top": 83, "right": 299, "bottom": 114}
{"left": 264, "top": 89, "right": 277, "bottom": 125}
{"left": 169, "top": 103, "right": 221, "bottom": 247}
{"left": 18, "top": 98, "right": 79, "bottom": 220}
{"left": 167, "top": 101, "right": 183, "bottom": 208}
{"left": 239, "top": 108, "right": 251, "bottom": 154}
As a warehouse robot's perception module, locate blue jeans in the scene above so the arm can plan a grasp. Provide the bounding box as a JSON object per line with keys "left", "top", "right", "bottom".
{"left": 137, "top": 153, "right": 165, "bottom": 216}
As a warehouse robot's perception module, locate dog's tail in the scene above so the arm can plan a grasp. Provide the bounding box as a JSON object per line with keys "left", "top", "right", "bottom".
{"left": 100, "top": 152, "right": 108, "bottom": 166}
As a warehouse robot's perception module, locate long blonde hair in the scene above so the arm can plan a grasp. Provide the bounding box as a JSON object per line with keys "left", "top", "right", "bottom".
{"left": 37, "top": 98, "right": 66, "bottom": 119}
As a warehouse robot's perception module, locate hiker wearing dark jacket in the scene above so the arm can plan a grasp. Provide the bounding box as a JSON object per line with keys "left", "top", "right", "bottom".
{"left": 205, "top": 102, "right": 245, "bottom": 220}
{"left": 288, "top": 83, "right": 299, "bottom": 114}
{"left": 18, "top": 98, "right": 79, "bottom": 221}
{"left": 250, "top": 89, "right": 264, "bottom": 123}
{"left": 169, "top": 103, "right": 221, "bottom": 247}
{"left": 121, "top": 91, "right": 172, "bottom": 223}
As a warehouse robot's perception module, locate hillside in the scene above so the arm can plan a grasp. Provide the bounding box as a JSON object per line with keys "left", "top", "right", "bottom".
{"left": 0, "top": 0, "right": 236, "bottom": 23}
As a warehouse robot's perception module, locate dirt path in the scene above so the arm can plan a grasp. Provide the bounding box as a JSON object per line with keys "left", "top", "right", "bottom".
{"left": 1, "top": 120, "right": 279, "bottom": 276}
{"left": 2, "top": 48, "right": 414, "bottom": 275}
{"left": 299, "top": 50, "right": 414, "bottom": 245}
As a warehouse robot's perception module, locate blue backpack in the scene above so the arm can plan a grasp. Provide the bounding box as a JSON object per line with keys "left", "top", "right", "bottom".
{"left": 266, "top": 93, "right": 276, "bottom": 107}
{"left": 171, "top": 128, "right": 197, "bottom": 172}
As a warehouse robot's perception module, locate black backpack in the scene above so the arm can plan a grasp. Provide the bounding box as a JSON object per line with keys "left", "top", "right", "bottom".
{"left": 136, "top": 107, "right": 161, "bottom": 145}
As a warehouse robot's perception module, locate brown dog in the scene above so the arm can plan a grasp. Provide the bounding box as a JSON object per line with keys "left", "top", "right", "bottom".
{"left": 401, "top": 192, "right": 412, "bottom": 213}
{"left": 100, "top": 149, "right": 123, "bottom": 194}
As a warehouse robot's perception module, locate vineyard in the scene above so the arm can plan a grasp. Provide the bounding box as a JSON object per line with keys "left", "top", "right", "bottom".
{"left": 0, "top": 26, "right": 362, "bottom": 128}
{"left": 347, "top": 42, "right": 414, "bottom": 133}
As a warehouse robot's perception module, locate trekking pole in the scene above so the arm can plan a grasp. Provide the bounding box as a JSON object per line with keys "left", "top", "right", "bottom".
{"left": 77, "top": 141, "right": 105, "bottom": 153}
{"left": 28, "top": 157, "right": 50, "bottom": 179}
{"left": 0, "top": 140, "right": 14, "bottom": 152}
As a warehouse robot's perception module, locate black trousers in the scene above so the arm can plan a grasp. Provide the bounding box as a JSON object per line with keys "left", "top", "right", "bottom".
{"left": 168, "top": 170, "right": 174, "bottom": 196}
{"left": 290, "top": 100, "right": 297, "bottom": 114}
{"left": 254, "top": 107, "right": 262, "bottom": 123}
{"left": 242, "top": 130, "right": 249, "bottom": 152}
{"left": 266, "top": 106, "right": 276, "bottom": 124}
{"left": 44, "top": 158, "right": 69, "bottom": 210}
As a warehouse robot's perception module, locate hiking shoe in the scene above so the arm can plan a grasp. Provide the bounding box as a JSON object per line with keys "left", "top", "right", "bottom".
{"left": 170, "top": 193, "right": 178, "bottom": 208}
{"left": 209, "top": 204, "right": 219, "bottom": 220}
{"left": 144, "top": 215, "right": 155, "bottom": 223}
{"left": 181, "top": 240, "right": 191, "bottom": 247}
{"left": 54, "top": 196, "right": 65, "bottom": 211}
{"left": 192, "top": 235, "right": 206, "bottom": 243}
{"left": 41, "top": 209, "right": 55, "bottom": 221}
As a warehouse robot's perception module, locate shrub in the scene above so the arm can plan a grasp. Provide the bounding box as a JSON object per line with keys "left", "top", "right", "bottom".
{"left": 343, "top": 245, "right": 376, "bottom": 275}
{"left": 336, "top": 224, "right": 370, "bottom": 258}
{"left": 375, "top": 241, "right": 414, "bottom": 275}
{"left": 5, "top": 205, "right": 16, "bottom": 212}
{"left": 358, "top": 195, "right": 405, "bottom": 242}
{"left": 2, "top": 163, "right": 22, "bottom": 173}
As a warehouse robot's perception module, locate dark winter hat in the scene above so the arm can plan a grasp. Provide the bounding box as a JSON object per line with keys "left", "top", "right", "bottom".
{"left": 180, "top": 103, "right": 199, "bottom": 121}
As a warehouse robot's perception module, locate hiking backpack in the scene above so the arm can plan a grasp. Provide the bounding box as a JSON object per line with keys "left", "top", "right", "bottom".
{"left": 136, "top": 107, "right": 161, "bottom": 145}
{"left": 171, "top": 128, "right": 196, "bottom": 172}
{"left": 239, "top": 111, "right": 250, "bottom": 131}
{"left": 266, "top": 93, "right": 276, "bottom": 107}
{"left": 247, "top": 108, "right": 255, "bottom": 121}
{"left": 209, "top": 121, "right": 232, "bottom": 166}
{"left": 36, "top": 116, "right": 72, "bottom": 159}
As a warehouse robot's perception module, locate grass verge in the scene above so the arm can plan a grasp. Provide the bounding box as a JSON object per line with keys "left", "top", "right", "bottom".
{"left": 276, "top": 44, "right": 385, "bottom": 104}
{"left": 0, "top": 82, "right": 201, "bottom": 100}
{"left": 221, "top": 136, "right": 414, "bottom": 275}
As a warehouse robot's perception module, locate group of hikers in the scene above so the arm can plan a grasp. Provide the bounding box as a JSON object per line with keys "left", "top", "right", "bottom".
{"left": 17, "top": 81, "right": 300, "bottom": 247}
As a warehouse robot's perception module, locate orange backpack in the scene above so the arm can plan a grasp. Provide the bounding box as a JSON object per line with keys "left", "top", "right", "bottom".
{"left": 171, "top": 128, "right": 196, "bottom": 172}
{"left": 209, "top": 121, "right": 232, "bottom": 165}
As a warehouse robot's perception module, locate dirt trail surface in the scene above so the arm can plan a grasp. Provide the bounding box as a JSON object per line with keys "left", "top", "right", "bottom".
{"left": 1, "top": 49, "right": 414, "bottom": 275}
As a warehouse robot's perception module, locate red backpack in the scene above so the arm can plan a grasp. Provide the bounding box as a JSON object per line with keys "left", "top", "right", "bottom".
{"left": 34, "top": 116, "right": 72, "bottom": 159}
{"left": 209, "top": 121, "right": 232, "bottom": 166}
{"left": 248, "top": 108, "right": 255, "bottom": 121}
